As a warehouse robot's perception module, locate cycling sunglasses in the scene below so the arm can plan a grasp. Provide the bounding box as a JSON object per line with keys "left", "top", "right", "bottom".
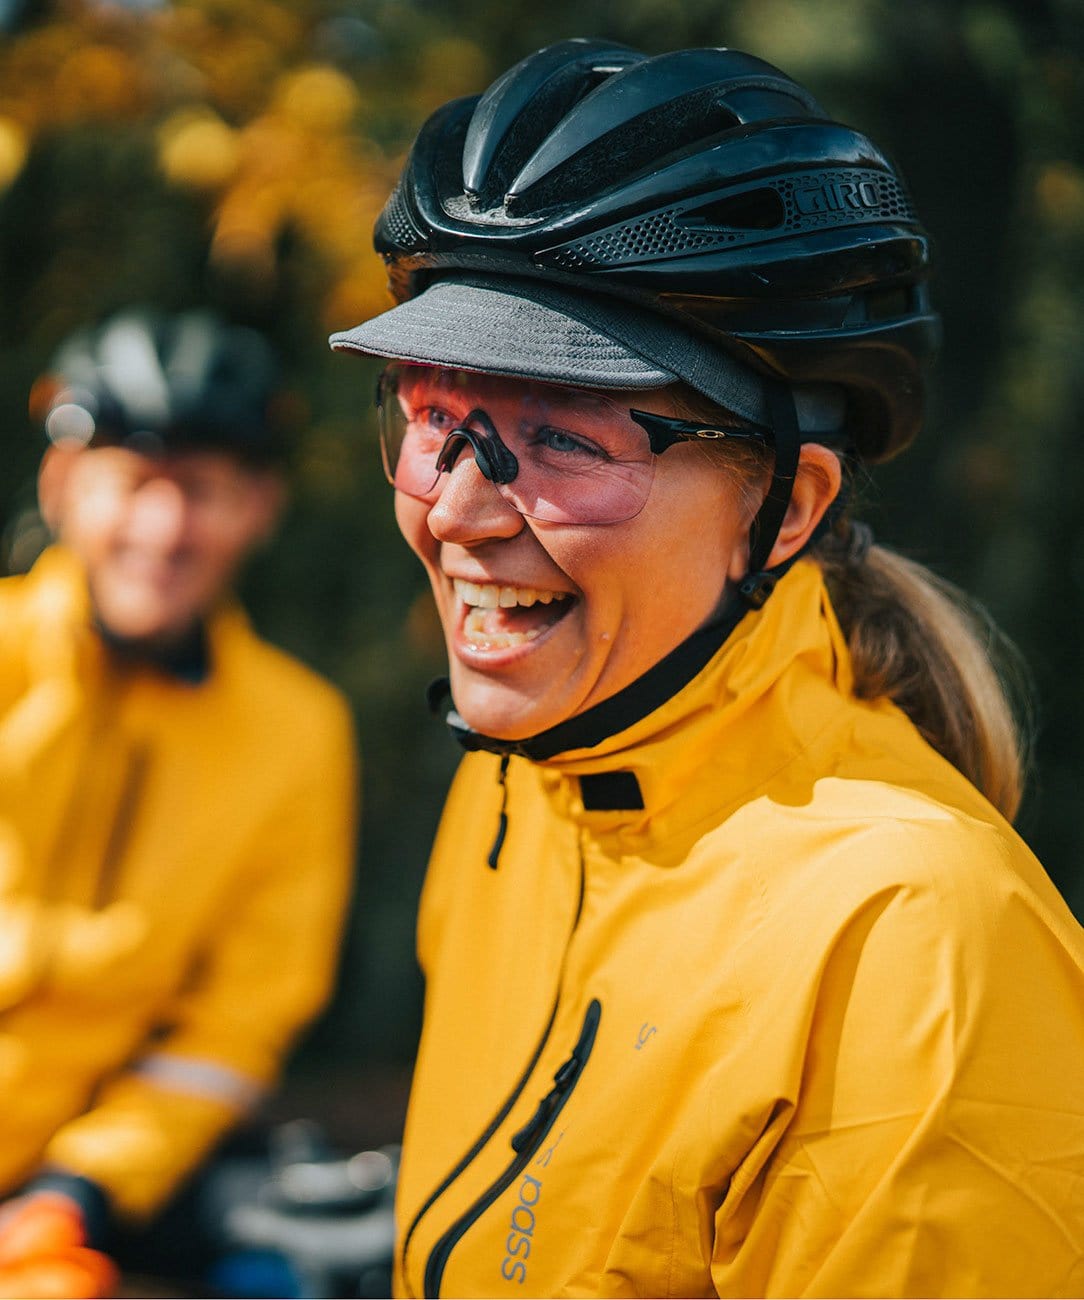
{"left": 375, "top": 363, "right": 768, "bottom": 526}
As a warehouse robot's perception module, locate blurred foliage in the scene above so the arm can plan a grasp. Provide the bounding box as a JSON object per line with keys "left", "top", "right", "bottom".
{"left": 0, "top": 0, "right": 1082, "bottom": 1075}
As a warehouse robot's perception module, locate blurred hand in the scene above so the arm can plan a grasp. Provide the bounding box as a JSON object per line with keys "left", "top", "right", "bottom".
{"left": 0, "top": 1193, "right": 118, "bottom": 1298}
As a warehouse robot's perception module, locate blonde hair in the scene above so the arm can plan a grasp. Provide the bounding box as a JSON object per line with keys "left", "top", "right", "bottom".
{"left": 670, "top": 386, "right": 1031, "bottom": 820}
{"left": 814, "top": 522, "right": 1031, "bottom": 821}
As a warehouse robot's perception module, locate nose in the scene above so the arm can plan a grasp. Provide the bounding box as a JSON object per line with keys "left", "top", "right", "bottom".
{"left": 425, "top": 453, "right": 525, "bottom": 545}
{"left": 126, "top": 476, "right": 191, "bottom": 551}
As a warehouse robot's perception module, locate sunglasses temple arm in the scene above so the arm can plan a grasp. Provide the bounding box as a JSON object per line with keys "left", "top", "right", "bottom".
{"left": 629, "top": 409, "right": 768, "bottom": 454}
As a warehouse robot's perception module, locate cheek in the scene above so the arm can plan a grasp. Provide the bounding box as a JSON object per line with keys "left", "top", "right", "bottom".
{"left": 63, "top": 481, "right": 126, "bottom": 554}
{"left": 185, "top": 508, "right": 261, "bottom": 580}
{"left": 617, "top": 471, "right": 748, "bottom": 615}
{"left": 199, "top": 526, "right": 249, "bottom": 572}
{"left": 395, "top": 492, "right": 438, "bottom": 566}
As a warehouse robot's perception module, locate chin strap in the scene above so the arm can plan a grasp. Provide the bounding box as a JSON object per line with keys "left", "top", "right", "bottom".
{"left": 427, "top": 590, "right": 750, "bottom": 760}
{"left": 737, "top": 380, "right": 802, "bottom": 611}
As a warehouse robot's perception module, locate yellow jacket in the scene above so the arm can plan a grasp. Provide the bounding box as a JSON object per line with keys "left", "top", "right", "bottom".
{"left": 396, "top": 559, "right": 1084, "bottom": 1298}
{"left": 0, "top": 547, "right": 357, "bottom": 1221}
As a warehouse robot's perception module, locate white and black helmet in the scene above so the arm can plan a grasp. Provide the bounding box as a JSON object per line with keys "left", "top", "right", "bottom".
{"left": 37, "top": 308, "right": 283, "bottom": 462}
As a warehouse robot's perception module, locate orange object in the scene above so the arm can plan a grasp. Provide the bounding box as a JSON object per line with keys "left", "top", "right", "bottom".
{"left": 0, "top": 1197, "right": 117, "bottom": 1298}
{"left": 0, "top": 1194, "right": 85, "bottom": 1264}
{"left": 0, "top": 1252, "right": 117, "bottom": 1299}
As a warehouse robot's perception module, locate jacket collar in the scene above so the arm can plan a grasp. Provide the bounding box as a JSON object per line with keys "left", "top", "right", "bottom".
{"left": 532, "top": 560, "right": 855, "bottom": 850}
{"left": 24, "top": 545, "right": 245, "bottom": 687}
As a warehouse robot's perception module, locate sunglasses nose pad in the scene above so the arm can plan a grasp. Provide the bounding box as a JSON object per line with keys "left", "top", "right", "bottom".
{"left": 434, "top": 431, "right": 468, "bottom": 477}
{"left": 436, "top": 420, "right": 519, "bottom": 485}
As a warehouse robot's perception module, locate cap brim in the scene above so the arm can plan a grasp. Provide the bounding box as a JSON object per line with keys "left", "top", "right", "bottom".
{"left": 330, "top": 274, "right": 851, "bottom": 436}
{"left": 332, "top": 272, "right": 790, "bottom": 427}
{"left": 329, "top": 275, "right": 677, "bottom": 390}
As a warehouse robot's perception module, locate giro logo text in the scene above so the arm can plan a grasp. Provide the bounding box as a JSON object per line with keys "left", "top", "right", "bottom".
{"left": 794, "top": 179, "right": 882, "bottom": 215}
{"left": 501, "top": 1172, "right": 542, "bottom": 1285}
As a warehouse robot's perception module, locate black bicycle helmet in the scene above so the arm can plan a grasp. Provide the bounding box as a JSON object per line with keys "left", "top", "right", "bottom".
{"left": 35, "top": 309, "right": 284, "bottom": 463}
{"left": 361, "top": 38, "right": 939, "bottom": 463}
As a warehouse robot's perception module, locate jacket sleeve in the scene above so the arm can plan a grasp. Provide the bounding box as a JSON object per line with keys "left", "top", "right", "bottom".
{"left": 710, "top": 820, "right": 1084, "bottom": 1299}
{"left": 41, "top": 693, "right": 359, "bottom": 1223}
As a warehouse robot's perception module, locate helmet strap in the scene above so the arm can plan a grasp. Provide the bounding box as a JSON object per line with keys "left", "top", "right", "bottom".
{"left": 737, "top": 379, "right": 801, "bottom": 610}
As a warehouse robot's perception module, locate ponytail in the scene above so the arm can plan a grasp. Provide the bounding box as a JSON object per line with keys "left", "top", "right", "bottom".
{"left": 813, "top": 521, "right": 1032, "bottom": 822}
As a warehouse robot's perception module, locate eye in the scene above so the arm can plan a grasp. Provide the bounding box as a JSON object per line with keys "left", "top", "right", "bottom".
{"left": 404, "top": 404, "right": 460, "bottom": 452}
{"left": 532, "top": 425, "right": 610, "bottom": 460}
{"left": 415, "top": 405, "right": 459, "bottom": 434}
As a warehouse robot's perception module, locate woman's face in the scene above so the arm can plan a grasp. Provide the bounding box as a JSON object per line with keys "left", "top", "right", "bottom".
{"left": 393, "top": 367, "right": 758, "bottom": 740}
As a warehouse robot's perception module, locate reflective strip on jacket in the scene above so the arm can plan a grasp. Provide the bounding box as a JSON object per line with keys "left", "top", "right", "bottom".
{"left": 0, "top": 546, "right": 358, "bottom": 1220}
{"left": 395, "top": 559, "right": 1084, "bottom": 1298}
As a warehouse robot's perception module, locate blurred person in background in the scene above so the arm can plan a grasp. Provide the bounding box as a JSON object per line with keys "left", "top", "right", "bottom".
{"left": 0, "top": 309, "right": 358, "bottom": 1298}
{"left": 331, "top": 39, "right": 1084, "bottom": 1299}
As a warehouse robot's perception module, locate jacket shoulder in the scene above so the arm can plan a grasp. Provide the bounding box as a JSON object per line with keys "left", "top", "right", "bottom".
{"left": 232, "top": 623, "right": 349, "bottom": 709}
{"left": 745, "top": 775, "right": 1037, "bottom": 899}
{"left": 731, "top": 778, "right": 1084, "bottom": 1005}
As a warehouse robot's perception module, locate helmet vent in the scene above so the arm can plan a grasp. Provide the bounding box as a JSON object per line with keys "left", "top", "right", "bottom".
{"left": 545, "top": 211, "right": 738, "bottom": 268}
{"left": 539, "top": 168, "right": 915, "bottom": 272}
{"left": 680, "top": 188, "right": 785, "bottom": 231}
{"left": 508, "top": 88, "right": 740, "bottom": 216}
{"left": 470, "top": 63, "right": 619, "bottom": 208}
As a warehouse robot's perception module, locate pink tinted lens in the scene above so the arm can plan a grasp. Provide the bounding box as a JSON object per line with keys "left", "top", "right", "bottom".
{"left": 378, "top": 366, "right": 657, "bottom": 524}
{"left": 496, "top": 454, "right": 653, "bottom": 524}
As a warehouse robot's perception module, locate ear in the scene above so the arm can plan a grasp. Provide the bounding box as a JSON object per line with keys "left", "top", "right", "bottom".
{"left": 764, "top": 443, "right": 843, "bottom": 569}
{"left": 37, "top": 444, "right": 81, "bottom": 535}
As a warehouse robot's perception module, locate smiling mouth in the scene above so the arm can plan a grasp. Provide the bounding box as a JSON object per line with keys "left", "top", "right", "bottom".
{"left": 452, "top": 578, "right": 573, "bottom": 648}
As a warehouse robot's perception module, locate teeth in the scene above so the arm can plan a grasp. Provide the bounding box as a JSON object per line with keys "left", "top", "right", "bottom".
{"left": 464, "top": 608, "right": 544, "bottom": 646}
{"left": 453, "top": 578, "right": 565, "bottom": 609}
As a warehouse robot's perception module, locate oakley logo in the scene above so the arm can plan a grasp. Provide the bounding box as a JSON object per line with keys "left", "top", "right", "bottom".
{"left": 501, "top": 1172, "right": 542, "bottom": 1285}
{"left": 795, "top": 179, "right": 882, "bottom": 215}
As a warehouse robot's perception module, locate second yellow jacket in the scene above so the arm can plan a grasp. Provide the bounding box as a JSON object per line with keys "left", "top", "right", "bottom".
{"left": 0, "top": 547, "right": 358, "bottom": 1221}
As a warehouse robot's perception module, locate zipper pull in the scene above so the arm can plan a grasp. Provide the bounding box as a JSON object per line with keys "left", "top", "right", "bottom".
{"left": 486, "top": 755, "right": 510, "bottom": 870}
{"left": 510, "top": 1082, "right": 561, "bottom": 1154}
{"left": 510, "top": 1051, "right": 581, "bottom": 1152}
{"left": 509, "top": 1054, "right": 582, "bottom": 1152}
{"left": 509, "top": 1001, "right": 602, "bottom": 1153}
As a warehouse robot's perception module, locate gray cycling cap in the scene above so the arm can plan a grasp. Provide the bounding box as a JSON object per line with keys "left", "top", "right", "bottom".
{"left": 330, "top": 273, "right": 845, "bottom": 434}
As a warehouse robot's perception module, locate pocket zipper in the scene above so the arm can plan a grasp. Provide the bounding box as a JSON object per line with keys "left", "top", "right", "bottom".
{"left": 423, "top": 998, "right": 602, "bottom": 1298}
{"left": 400, "top": 854, "right": 587, "bottom": 1297}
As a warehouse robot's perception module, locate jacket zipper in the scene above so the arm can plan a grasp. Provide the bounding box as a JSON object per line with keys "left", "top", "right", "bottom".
{"left": 400, "top": 851, "right": 587, "bottom": 1297}
{"left": 92, "top": 740, "right": 150, "bottom": 909}
{"left": 40, "top": 712, "right": 146, "bottom": 910}
{"left": 423, "top": 998, "right": 602, "bottom": 1298}
{"left": 486, "top": 755, "right": 510, "bottom": 869}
